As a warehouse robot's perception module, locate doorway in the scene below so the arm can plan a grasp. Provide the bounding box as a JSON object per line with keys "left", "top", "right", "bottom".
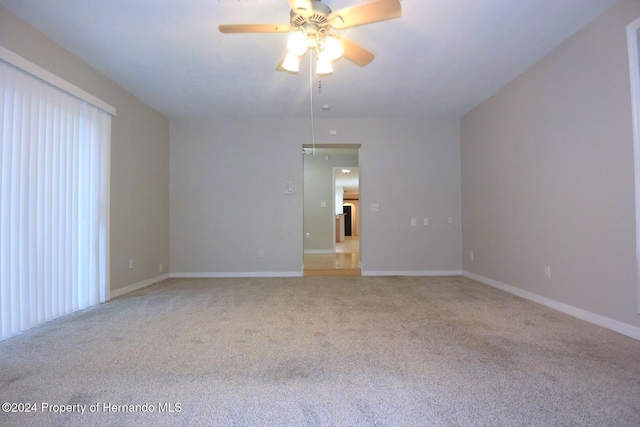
{"left": 302, "top": 145, "right": 361, "bottom": 276}
{"left": 343, "top": 205, "right": 352, "bottom": 236}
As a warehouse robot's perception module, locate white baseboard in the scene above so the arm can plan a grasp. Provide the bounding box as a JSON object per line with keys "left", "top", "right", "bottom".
{"left": 362, "top": 270, "right": 462, "bottom": 277}
{"left": 303, "top": 250, "right": 334, "bottom": 254}
{"left": 170, "top": 271, "right": 303, "bottom": 278}
{"left": 109, "top": 273, "right": 170, "bottom": 299}
{"left": 463, "top": 271, "right": 640, "bottom": 341}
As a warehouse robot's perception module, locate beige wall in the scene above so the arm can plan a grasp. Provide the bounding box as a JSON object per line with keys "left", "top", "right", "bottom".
{"left": 461, "top": 0, "right": 640, "bottom": 328}
{"left": 170, "top": 116, "right": 461, "bottom": 275}
{"left": 0, "top": 6, "right": 170, "bottom": 294}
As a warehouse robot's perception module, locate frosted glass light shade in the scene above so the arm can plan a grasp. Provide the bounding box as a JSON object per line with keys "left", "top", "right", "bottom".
{"left": 316, "top": 53, "right": 333, "bottom": 75}
{"left": 282, "top": 51, "right": 300, "bottom": 72}
{"left": 325, "top": 36, "right": 344, "bottom": 61}
{"left": 287, "top": 31, "right": 308, "bottom": 56}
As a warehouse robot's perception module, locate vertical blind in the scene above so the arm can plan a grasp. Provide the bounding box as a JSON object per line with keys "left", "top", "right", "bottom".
{"left": 0, "top": 59, "right": 111, "bottom": 340}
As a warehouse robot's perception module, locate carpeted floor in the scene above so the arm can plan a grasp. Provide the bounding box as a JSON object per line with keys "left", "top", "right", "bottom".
{"left": 1, "top": 276, "right": 639, "bottom": 426}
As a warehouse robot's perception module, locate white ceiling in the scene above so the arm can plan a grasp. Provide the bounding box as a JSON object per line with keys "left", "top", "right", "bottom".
{"left": 0, "top": 0, "right": 618, "bottom": 119}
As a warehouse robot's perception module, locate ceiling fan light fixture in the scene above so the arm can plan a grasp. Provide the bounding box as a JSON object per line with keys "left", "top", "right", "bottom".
{"left": 282, "top": 51, "right": 301, "bottom": 72}
{"left": 325, "top": 36, "right": 344, "bottom": 60}
{"left": 287, "top": 30, "right": 308, "bottom": 56}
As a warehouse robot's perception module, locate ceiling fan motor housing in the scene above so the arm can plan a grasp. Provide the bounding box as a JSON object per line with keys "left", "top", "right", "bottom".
{"left": 290, "top": 0, "right": 332, "bottom": 32}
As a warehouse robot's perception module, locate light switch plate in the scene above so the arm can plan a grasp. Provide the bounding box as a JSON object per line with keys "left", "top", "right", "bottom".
{"left": 284, "top": 181, "right": 294, "bottom": 195}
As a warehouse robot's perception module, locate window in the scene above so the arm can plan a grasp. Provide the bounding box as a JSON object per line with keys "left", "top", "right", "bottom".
{"left": 628, "top": 17, "right": 640, "bottom": 314}
{"left": 0, "top": 51, "right": 113, "bottom": 340}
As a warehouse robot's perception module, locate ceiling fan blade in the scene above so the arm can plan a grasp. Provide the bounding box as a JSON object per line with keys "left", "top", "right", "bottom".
{"left": 329, "top": 0, "right": 402, "bottom": 30}
{"left": 333, "top": 35, "right": 374, "bottom": 67}
{"left": 219, "top": 24, "right": 291, "bottom": 33}
{"left": 288, "top": 0, "right": 313, "bottom": 14}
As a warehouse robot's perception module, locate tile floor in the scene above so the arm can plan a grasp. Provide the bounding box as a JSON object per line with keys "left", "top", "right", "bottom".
{"left": 303, "top": 236, "right": 361, "bottom": 276}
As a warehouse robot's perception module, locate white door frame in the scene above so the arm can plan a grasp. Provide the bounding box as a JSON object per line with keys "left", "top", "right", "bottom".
{"left": 627, "top": 16, "right": 640, "bottom": 313}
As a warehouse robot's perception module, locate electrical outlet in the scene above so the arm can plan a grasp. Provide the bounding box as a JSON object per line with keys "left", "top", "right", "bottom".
{"left": 129, "top": 259, "right": 134, "bottom": 269}
{"left": 159, "top": 263, "right": 163, "bottom": 273}
{"left": 544, "top": 266, "right": 551, "bottom": 278}
{"left": 448, "top": 216, "right": 453, "bottom": 224}
{"left": 410, "top": 218, "right": 417, "bottom": 226}
{"left": 259, "top": 249, "right": 264, "bottom": 258}
{"left": 423, "top": 218, "right": 429, "bottom": 226}
{"left": 470, "top": 251, "right": 474, "bottom": 261}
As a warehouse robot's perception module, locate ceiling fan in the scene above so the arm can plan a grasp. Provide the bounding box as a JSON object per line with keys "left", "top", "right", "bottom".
{"left": 218, "top": 0, "right": 402, "bottom": 75}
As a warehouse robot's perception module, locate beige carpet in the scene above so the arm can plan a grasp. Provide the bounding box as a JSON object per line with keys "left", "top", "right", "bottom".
{"left": 1, "top": 276, "right": 639, "bottom": 426}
